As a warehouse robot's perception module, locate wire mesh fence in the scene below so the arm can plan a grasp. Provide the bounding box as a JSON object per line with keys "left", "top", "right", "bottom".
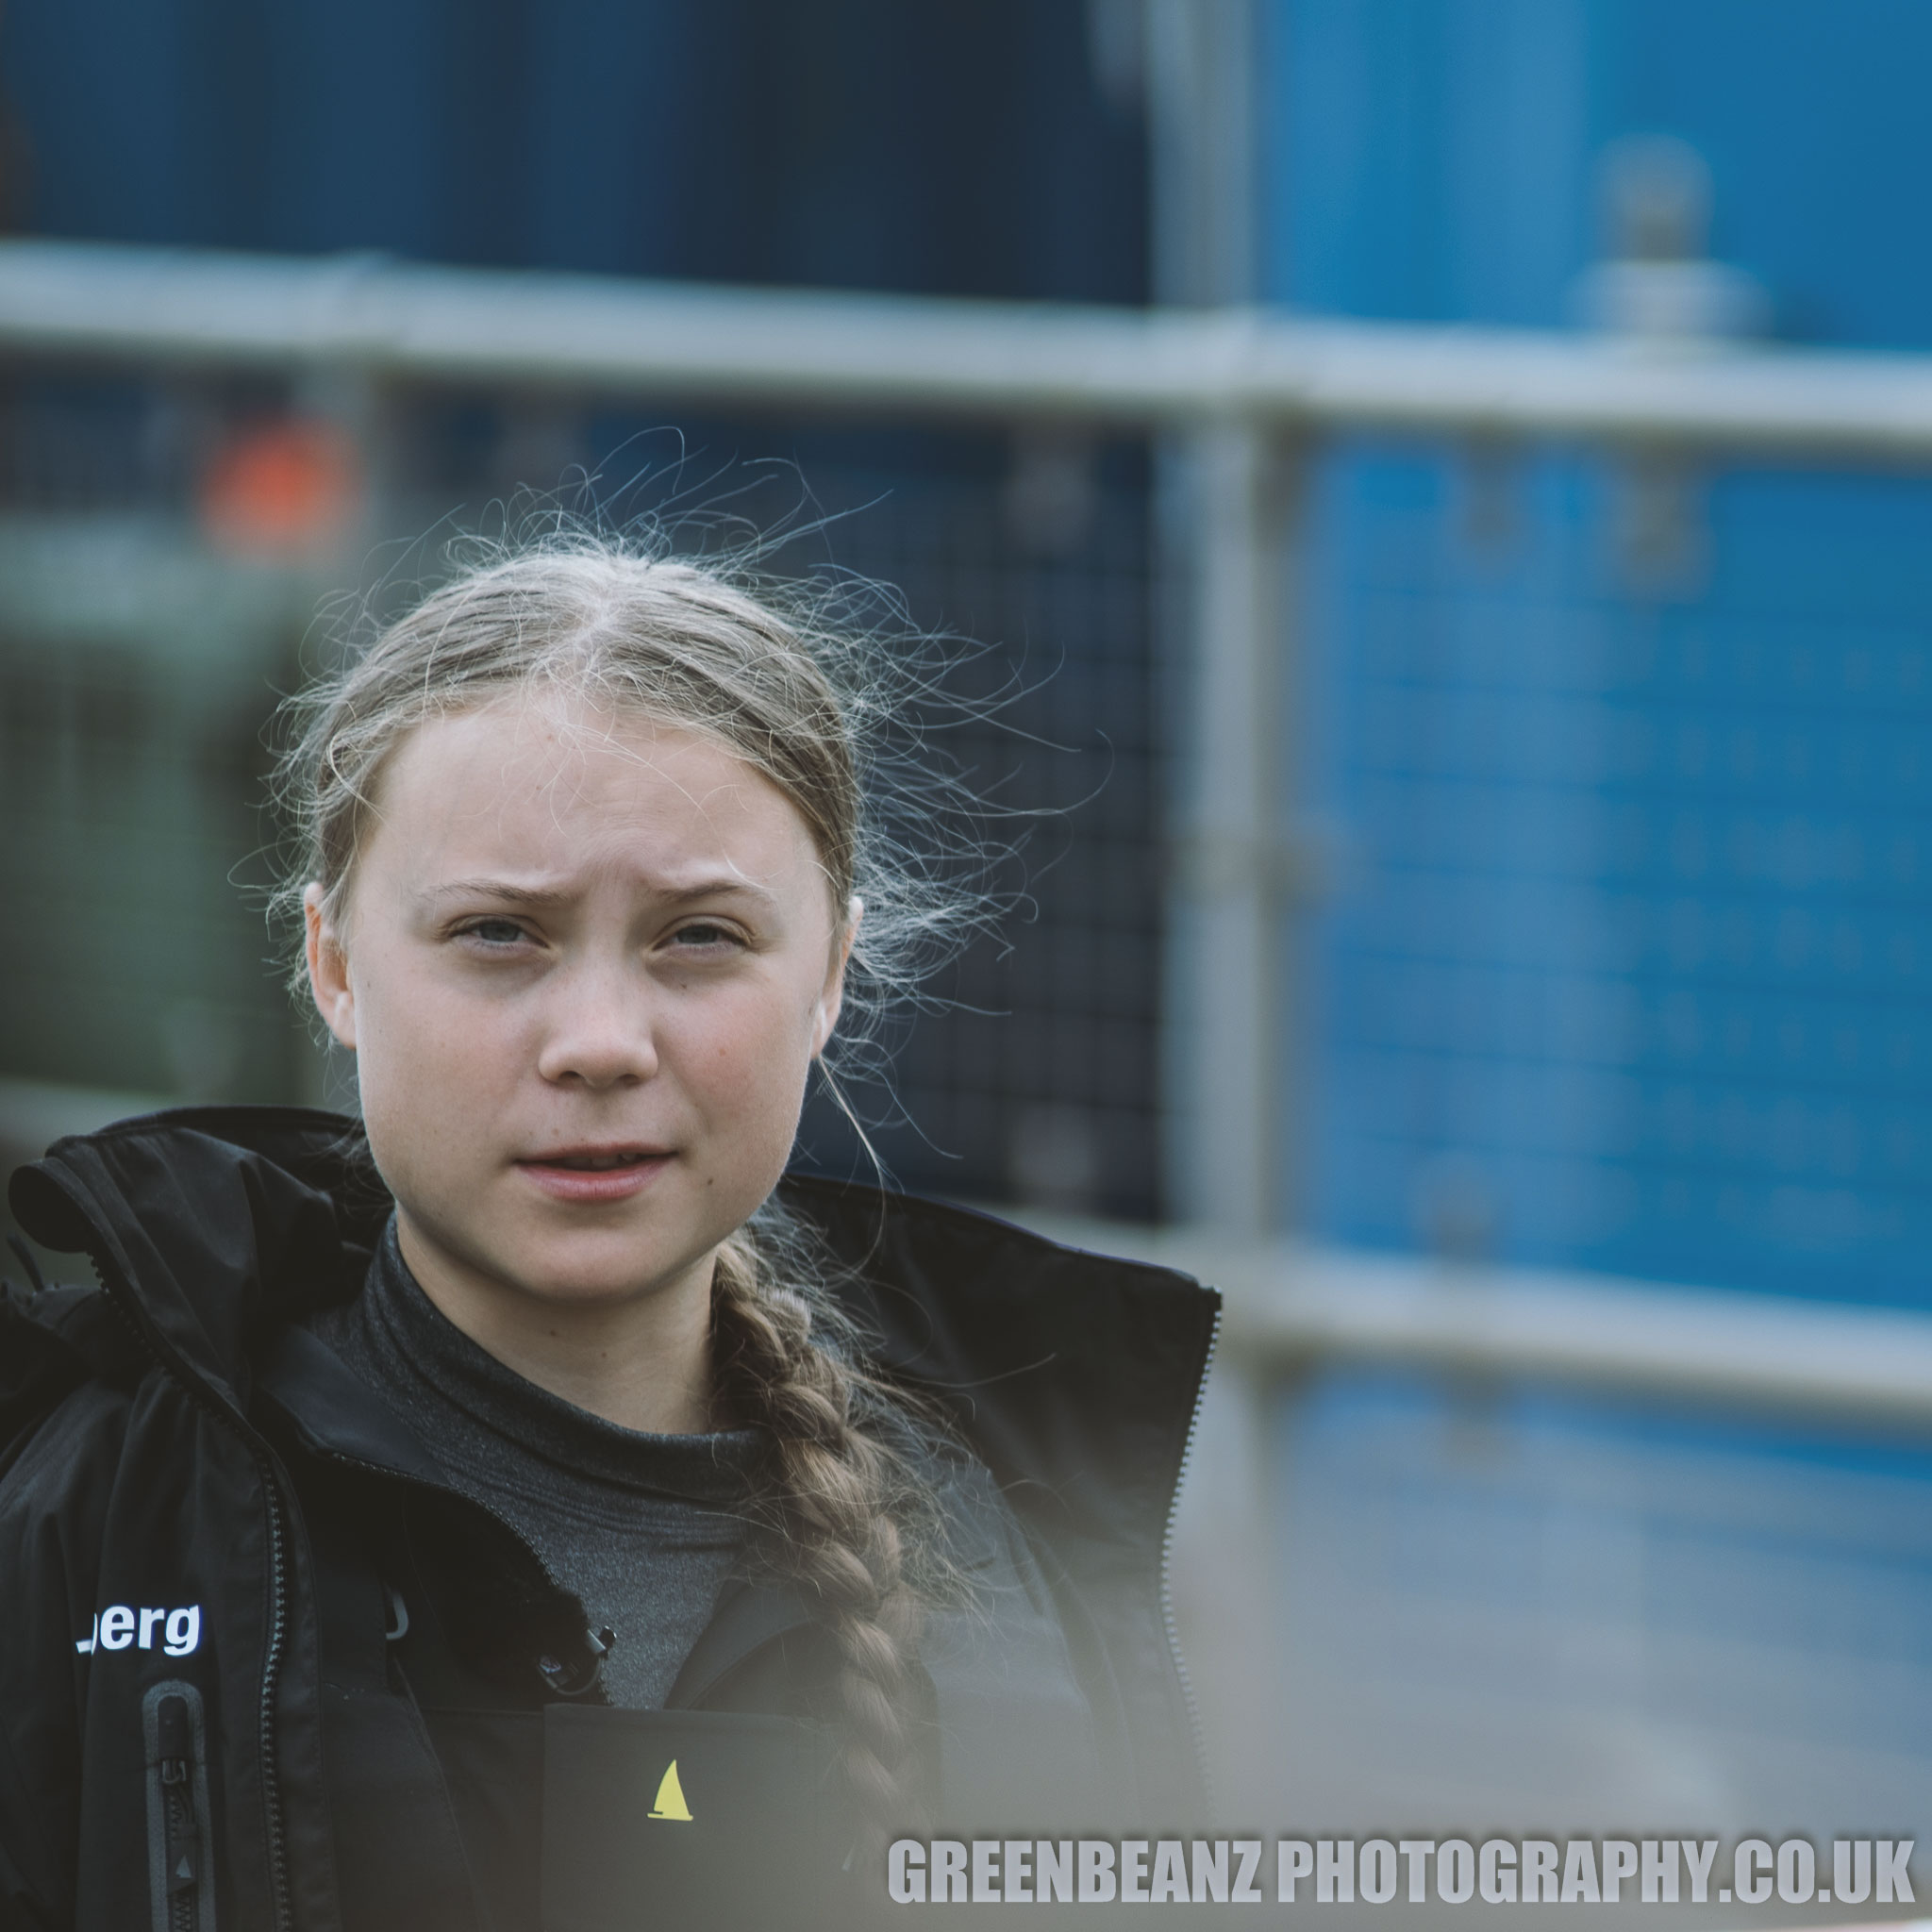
{"left": 0, "top": 371, "right": 1166, "bottom": 1219}
{"left": 1302, "top": 442, "right": 1932, "bottom": 1304}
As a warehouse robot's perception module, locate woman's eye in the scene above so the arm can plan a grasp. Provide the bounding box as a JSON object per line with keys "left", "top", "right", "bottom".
{"left": 459, "top": 918, "right": 528, "bottom": 948}
{"left": 670, "top": 921, "right": 741, "bottom": 951}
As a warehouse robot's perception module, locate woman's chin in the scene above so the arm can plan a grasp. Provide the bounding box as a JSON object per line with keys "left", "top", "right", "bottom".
{"left": 488, "top": 1232, "right": 720, "bottom": 1313}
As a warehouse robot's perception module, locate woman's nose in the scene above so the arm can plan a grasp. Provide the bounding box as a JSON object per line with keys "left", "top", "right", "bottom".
{"left": 533, "top": 964, "right": 659, "bottom": 1089}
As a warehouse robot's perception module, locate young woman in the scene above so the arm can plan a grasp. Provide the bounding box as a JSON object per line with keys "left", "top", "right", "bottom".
{"left": 0, "top": 541, "right": 1218, "bottom": 1931}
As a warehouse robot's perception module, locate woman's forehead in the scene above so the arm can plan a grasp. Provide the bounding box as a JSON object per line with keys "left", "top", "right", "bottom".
{"left": 369, "top": 696, "right": 820, "bottom": 884}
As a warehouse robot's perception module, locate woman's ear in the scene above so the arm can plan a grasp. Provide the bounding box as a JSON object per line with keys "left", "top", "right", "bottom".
{"left": 304, "top": 883, "right": 358, "bottom": 1050}
{"left": 809, "top": 894, "right": 861, "bottom": 1058}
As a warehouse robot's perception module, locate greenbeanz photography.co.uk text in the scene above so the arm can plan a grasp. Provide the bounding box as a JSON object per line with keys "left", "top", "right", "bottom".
{"left": 886, "top": 1836, "right": 1918, "bottom": 1907}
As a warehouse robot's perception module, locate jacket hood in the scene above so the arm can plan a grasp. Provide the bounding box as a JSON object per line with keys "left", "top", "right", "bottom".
{"left": 8, "top": 1105, "right": 1219, "bottom": 1612}
{"left": 9, "top": 1107, "right": 390, "bottom": 1415}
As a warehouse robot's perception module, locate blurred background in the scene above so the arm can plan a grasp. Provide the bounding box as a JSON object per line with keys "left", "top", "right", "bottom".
{"left": 4, "top": 0, "right": 1932, "bottom": 1913}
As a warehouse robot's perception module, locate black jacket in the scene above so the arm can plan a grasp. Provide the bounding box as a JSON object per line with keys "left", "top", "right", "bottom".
{"left": 0, "top": 1108, "right": 1218, "bottom": 1931}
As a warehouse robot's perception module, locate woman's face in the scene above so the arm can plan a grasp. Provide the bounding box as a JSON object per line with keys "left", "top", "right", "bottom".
{"left": 306, "top": 692, "right": 851, "bottom": 1322}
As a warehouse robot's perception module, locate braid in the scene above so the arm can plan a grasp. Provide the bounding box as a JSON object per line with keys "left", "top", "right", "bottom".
{"left": 708, "top": 1225, "right": 930, "bottom": 1840}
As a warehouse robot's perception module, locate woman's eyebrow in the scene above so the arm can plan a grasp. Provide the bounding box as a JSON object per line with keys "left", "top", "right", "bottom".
{"left": 423, "top": 877, "right": 571, "bottom": 908}
{"left": 658, "top": 876, "right": 782, "bottom": 909}
{"left": 425, "top": 874, "right": 780, "bottom": 908}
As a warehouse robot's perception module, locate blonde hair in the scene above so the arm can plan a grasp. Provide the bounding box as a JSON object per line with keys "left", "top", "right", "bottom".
{"left": 274, "top": 533, "right": 980, "bottom": 1829}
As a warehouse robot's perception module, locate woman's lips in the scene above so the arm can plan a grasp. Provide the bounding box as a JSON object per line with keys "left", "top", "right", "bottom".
{"left": 513, "top": 1150, "right": 673, "bottom": 1203}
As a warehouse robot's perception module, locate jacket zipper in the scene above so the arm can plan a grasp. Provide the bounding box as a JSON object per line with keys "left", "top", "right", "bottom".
{"left": 92, "top": 1255, "right": 296, "bottom": 1932}
{"left": 145, "top": 1679, "right": 216, "bottom": 1932}
{"left": 1158, "top": 1302, "right": 1222, "bottom": 1813}
{"left": 163, "top": 1739, "right": 198, "bottom": 1932}
{"left": 256, "top": 1477, "right": 292, "bottom": 1921}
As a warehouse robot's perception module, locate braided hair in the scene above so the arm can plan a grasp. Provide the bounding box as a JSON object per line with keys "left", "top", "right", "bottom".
{"left": 710, "top": 1227, "right": 931, "bottom": 1830}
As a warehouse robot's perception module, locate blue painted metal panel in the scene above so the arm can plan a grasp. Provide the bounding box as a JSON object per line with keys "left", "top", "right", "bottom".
{"left": 1267, "top": 0, "right": 1932, "bottom": 346}
{"left": 1268, "top": 4, "right": 1932, "bottom": 1816}
{"left": 0, "top": 0, "right": 1145, "bottom": 301}
{"left": 1273, "top": 0, "right": 1932, "bottom": 1306}
{"left": 1299, "top": 454, "right": 1932, "bottom": 1304}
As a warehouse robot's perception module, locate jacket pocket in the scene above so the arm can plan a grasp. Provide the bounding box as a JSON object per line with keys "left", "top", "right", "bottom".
{"left": 541, "top": 1703, "right": 847, "bottom": 1932}
{"left": 142, "top": 1678, "right": 217, "bottom": 1932}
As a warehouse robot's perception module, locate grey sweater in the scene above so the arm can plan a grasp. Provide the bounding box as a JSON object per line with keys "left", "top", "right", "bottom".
{"left": 302, "top": 1224, "right": 763, "bottom": 1708}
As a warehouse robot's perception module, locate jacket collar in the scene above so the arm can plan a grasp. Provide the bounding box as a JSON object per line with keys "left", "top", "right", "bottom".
{"left": 8, "top": 1105, "right": 1219, "bottom": 1596}
{"left": 9, "top": 1106, "right": 388, "bottom": 1416}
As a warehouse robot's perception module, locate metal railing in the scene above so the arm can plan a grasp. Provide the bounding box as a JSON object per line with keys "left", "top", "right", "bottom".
{"left": 1019, "top": 1211, "right": 1932, "bottom": 1428}
{"left": 12, "top": 238, "right": 1932, "bottom": 453}
{"left": 8, "top": 236, "right": 1932, "bottom": 1420}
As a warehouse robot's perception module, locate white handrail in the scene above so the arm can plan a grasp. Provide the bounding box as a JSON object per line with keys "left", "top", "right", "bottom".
{"left": 8, "top": 239, "right": 1932, "bottom": 458}
{"left": 1015, "top": 1210, "right": 1932, "bottom": 1429}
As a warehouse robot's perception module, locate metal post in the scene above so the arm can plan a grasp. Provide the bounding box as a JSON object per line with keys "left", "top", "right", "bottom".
{"left": 1165, "top": 422, "right": 1294, "bottom": 1234}
{"left": 1140, "top": 0, "right": 1279, "bottom": 1233}
{"left": 1141, "top": 0, "right": 1257, "bottom": 307}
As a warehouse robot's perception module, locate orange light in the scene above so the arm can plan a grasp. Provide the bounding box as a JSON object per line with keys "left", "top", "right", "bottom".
{"left": 199, "top": 419, "right": 358, "bottom": 556}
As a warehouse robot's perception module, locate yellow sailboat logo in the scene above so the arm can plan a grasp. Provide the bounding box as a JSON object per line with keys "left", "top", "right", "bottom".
{"left": 648, "top": 1758, "right": 693, "bottom": 1823}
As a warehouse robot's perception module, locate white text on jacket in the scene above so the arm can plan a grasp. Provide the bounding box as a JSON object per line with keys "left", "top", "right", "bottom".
{"left": 75, "top": 1606, "right": 201, "bottom": 1655}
